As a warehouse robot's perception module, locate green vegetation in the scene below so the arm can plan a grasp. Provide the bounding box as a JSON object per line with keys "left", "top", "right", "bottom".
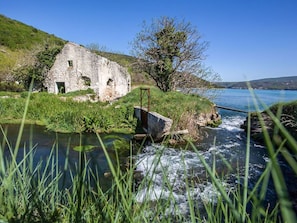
{"left": 3, "top": 13, "right": 296, "bottom": 222}
{"left": 0, "top": 15, "right": 64, "bottom": 50}
{"left": 269, "top": 100, "right": 297, "bottom": 117}
{"left": 0, "top": 14, "right": 65, "bottom": 90}
{"left": 73, "top": 144, "right": 96, "bottom": 152}
{"left": 0, "top": 89, "right": 296, "bottom": 222}
{"left": 242, "top": 100, "right": 297, "bottom": 148}
{"left": 0, "top": 14, "right": 155, "bottom": 88}
{"left": 1, "top": 14, "right": 215, "bottom": 91}
{"left": 14, "top": 45, "right": 64, "bottom": 90}
{"left": 0, "top": 82, "right": 24, "bottom": 92}
{"left": 0, "top": 86, "right": 215, "bottom": 135}
{"left": 131, "top": 16, "right": 221, "bottom": 92}
{"left": 0, "top": 90, "right": 135, "bottom": 133}
{"left": 267, "top": 100, "right": 297, "bottom": 140}
{"left": 248, "top": 89, "right": 297, "bottom": 222}
{"left": 97, "top": 52, "right": 156, "bottom": 86}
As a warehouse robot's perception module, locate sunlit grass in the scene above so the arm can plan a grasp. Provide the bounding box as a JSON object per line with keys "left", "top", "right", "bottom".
{"left": 0, "top": 85, "right": 296, "bottom": 222}
{"left": 0, "top": 86, "right": 217, "bottom": 137}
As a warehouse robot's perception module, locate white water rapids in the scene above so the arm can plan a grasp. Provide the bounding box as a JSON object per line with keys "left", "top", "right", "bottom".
{"left": 133, "top": 115, "right": 270, "bottom": 216}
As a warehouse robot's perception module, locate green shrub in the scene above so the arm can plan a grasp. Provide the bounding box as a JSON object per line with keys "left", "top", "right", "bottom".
{"left": 0, "top": 82, "right": 24, "bottom": 92}
{"left": 0, "top": 15, "right": 65, "bottom": 50}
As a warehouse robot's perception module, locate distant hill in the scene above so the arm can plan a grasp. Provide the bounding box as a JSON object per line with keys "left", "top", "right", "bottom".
{"left": 216, "top": 76, "right": 297, "bottom": 90}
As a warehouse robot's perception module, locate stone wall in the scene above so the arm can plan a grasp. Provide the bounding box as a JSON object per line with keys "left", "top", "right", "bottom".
{"left": 44, "top": 42, "right": 131, "bottom": 101}
{"left": 134, "top": 105, "right": 221, "bottom": 140}
{"left": 134, "top": 106, "right": 173, "bottom": 140}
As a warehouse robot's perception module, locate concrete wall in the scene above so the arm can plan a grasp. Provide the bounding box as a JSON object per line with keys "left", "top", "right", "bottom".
{"left": 44, "top": 42, "right": 131, "bottom": 101}
{"left": 134, "top": 106, "right": 173, "bottom": 139}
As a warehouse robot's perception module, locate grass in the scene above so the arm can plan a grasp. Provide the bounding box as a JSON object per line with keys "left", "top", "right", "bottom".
{"left": 0, "top": 15, "right": 65, "bottom": 86}
{"left": 0, "top": 14, "right": 64, "bottom": 50}
{"left": 0, "top": 86, "right": 218, "bottom": 137}
{"left": 0, "top": 90, "right": 136, "bottom": 134}
{"left": 249, "top": 88, "right": 297, "bottom": 222}
{"left": 0, "top": 87, "right": 296, "bottom": 222}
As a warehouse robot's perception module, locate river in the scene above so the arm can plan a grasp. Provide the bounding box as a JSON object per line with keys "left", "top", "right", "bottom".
{"left": 1, "top": 89, "right": 297, "bottom": 217}
{"left": 0, "top": 124, "right": 132, "bottom": 190}
{"left": 134, "top": 89, "right": 297, "bottom": 216}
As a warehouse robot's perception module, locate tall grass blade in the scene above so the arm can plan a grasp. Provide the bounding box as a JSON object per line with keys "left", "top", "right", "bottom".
{"left": 248, "top": 86, "right": 297, "bottom": 222}
{"left": 13, "top": 79, "right": 34, "bottom": 159}
{"left": 242, "top": 111, "right": 251, "bottom": 222}
{"left": 189, "top": 141, "right": 242, "bottom": 222}
{"left": 95, "top": 131, "right": 132, "bottom": 222}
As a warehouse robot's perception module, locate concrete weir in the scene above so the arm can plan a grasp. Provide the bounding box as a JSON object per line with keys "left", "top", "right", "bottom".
{"left": 134, "top": 106, "right": 173, "bottom": 140}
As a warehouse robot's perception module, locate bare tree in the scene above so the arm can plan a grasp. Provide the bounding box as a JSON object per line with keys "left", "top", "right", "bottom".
{"left": 131, "top": 16, "right": 220, "bottom": 92}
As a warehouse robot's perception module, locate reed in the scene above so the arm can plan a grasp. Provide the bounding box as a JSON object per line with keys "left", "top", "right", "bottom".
{"left": 0, "top": 87, "right": 296, "bottom": 222}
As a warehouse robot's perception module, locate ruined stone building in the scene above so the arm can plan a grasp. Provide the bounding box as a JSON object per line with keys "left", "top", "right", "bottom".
{"left": 44, "top": 42, "right": 131, "bottom": 101}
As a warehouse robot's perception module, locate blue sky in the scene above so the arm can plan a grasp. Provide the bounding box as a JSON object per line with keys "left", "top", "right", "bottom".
{"left": 1, "top": 0, "right": 296, "bottom": 82}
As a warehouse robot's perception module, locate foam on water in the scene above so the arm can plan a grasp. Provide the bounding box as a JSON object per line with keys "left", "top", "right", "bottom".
{"left": 133, "top": 112, "right": 271, "bottom": 218}
{"left": 134, "top": 144, "right": 234, "bottom": 215}
{"left": 218, "top": 115, "right": 245, "bottom": 132}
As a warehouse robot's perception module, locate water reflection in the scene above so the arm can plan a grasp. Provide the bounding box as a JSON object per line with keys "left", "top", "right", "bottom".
{"left": 0, "top": 124, "right": 132, "bottom": 191}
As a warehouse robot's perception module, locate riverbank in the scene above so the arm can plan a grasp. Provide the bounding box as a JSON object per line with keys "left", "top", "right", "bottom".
{"left": 1, "top": 88, "right": 297, "bottom": 222}
{"left": 241, "top": 100, "right": 297, "bottom": 149}
{"left": 0, "top": 87, "right": 221, "bottom": 139}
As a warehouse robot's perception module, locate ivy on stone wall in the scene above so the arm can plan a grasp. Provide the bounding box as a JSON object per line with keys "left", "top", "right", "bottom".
{"left": 32, "top": 46, "right": 62, "bottom": 89}
{"left": 14, "top": 45, "right": 63, "bottom": 90}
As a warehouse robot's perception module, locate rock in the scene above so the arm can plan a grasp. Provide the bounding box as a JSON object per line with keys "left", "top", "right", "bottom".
{"left": 178, "top": 105, "right": 221, "bottom": 141}
{"left": 196, "top": 107, "right": 221, "bottom": 127}
{"left": 241, "top": 101, "right": 297, "bottom": 147}
{"left": 241, "top": 112, "right": 274, "bottom": 143}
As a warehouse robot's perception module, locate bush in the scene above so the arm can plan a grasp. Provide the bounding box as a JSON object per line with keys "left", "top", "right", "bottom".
{"left": 0, "top": 82, "right": 24, "bottom": 92}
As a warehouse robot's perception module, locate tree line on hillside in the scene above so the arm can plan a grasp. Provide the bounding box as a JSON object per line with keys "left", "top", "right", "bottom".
{"left": 217, "top": 76, "right": 297, "bottom": 90}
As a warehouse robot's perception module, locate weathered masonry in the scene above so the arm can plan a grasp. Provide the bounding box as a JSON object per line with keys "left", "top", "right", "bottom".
{"left": 134, "top": 106, "right": 173, "bottom": 140}
{"left": 44, "top": 42, "right": 131, "bottom": 101}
